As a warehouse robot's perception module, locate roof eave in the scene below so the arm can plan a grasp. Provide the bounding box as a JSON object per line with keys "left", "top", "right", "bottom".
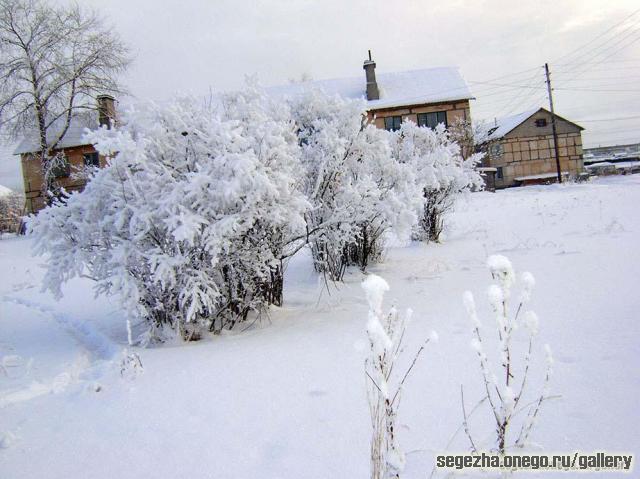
{"left": 367, "top": 95, "right": 473, "bottom": 112}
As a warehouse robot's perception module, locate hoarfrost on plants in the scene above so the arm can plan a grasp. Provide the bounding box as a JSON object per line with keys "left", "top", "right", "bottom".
{"left": 28, "top": 83, "right": 486, "bottom": 345}
{"left": 390, "top": 121, "right": 484, "bottom": 243}
{"left": 29, "top": 84, "right": 309, "bottom": 342}
{"left": 290, "top": 91, "right": 420, "bottom": 280}
{"left": 461, "top": 255, "right": 554, "bottom": 453}
{"left": 362, "top": 274, "right": 436, "bottom": 479}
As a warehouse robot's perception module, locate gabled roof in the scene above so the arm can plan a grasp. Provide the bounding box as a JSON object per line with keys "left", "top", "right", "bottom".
{"left": 14, "top": 116, "right": 98, "bottom": 155}
{"left": 268, "top": 67, "right": 473, "bottom": 110}
{"left": 486, "top": 107, "right": 584, "bottom": 142}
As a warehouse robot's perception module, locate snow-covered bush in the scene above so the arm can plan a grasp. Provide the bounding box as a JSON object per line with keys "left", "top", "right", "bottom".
{"left": 291, "top": 91, "right": 419, "bottom": 280}
{"left": 462, "top": 255, "right": 553, "bottom": 453}
{"left": 29, "top": 87, "right": 308, "bottom": 341}
{"left": 362, "top": 274, "right": 436, "bottom": 479}
{"left": 391, "top": 121, "right": 483, "bottom": 243}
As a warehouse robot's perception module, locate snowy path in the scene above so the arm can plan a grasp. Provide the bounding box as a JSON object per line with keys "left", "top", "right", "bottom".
{"left": 2, "top": 295, "right": 118, "bottom": 362}
{"left": 0, "top": 295, "right": 121, "bottom": 409}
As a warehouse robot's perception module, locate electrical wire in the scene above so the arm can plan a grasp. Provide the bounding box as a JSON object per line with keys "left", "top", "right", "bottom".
{"left": 576, "top": 115, "right": 640, "bottom": 122}
{"left": 553, "top": 8, "right": 640, "bottom": 66}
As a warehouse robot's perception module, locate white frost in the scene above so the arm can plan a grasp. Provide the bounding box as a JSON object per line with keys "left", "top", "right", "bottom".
{"left": 362, "top": 274, "right": 390, "bottom": 316}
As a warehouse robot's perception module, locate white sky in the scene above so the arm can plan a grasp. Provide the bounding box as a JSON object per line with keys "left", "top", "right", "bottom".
{"left": 2, "top": 0, "right": 639, "bottom": 190}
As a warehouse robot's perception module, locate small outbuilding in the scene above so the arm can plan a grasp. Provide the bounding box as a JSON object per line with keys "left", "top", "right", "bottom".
{"left": 14, "top": 95, "right": 115, "bottom": 213}
{"left": 481, "top": 107, "right": 585, "bottom": 189}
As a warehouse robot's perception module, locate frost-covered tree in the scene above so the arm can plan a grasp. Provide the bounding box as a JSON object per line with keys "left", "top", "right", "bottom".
{"left": 0, "top": 0, "right": 130, "bottom": 203}
{"left": 29, "top": 88, "right": 308, "bottom": 341}
{"left": 291, "top": 91, "right": 419, "bottom": 280}
{"left": 391, "top": 121, "right": 483, "bottom": 243}
{"left": 462, "top": 255, "right": 553, "bottom": 454}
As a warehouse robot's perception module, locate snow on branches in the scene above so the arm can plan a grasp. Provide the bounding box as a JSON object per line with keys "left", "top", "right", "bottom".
{"left": 29, "top": 86, "right": 308, "bottom": 341}
{"left": 29, "top": 83, "right": 487, "bottom": 343}
{"left": 462, "top": 255, "right": 553, "bottom": 454}
{"left": 290, "top": 91, "right": 420, "bottom": 280}
{"left": 391, "top": 121, "right": 484, "bottom": 242}
{"left": 362, "top": 274, "right": 437, "bottom": 478}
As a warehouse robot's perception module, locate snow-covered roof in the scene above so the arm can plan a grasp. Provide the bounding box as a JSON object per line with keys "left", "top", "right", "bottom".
{"left": 486, "top": 107, "right": 585, "bottom": 142}
{"left": 14, "top": 116, "right": 98, "bottom": 155}
{"left": 268, "top": 67, "right": 473, "bottom": 110}
{"left": 486, "top": 108, "right": 540, "bottom": 142}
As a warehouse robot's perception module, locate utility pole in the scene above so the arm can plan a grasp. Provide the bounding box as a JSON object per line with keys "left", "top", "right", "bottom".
{"left": 544, "top": 63, "right": 563, "bottom": 184}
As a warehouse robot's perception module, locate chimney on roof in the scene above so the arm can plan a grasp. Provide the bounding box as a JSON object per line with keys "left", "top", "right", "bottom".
{"left": 363, "top": 50, "right": 379, "bottom": 101}
{"left": 97, "top": 94, "right": 116, "bottom": 129}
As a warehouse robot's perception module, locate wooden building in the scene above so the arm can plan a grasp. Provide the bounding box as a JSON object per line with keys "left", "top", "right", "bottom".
{"left": 482, "top": 107, "right": 585, "bottom": 189}
{"left": 14, "top": 95, "right": 115, "bottom": 213}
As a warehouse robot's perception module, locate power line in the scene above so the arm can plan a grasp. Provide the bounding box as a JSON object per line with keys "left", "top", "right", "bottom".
{"left": 555, "top": 30, "right": 640, "bottom": 80}
{"left": 576, "top": 115, "right": 640, "bottom": 122}
{"left": 580, "top": 126, "right": 640, "bottom": 135}
{"left": 558, "top": 76, "right": 640, "bottom": 83}
{"left": 558, "top": 66, "right": 640, "bottom": 74}
{"left": 579, "top": 58, "right": 640, "bottom": 63}
{"left": 494, "top": 69, "right": 546, "bottom": 118}
{"left": 469, "top": 66, "right": 543, "bottom": 84}
{"left": 555, "top": 86, "right": 640, "bottom": 92}
{"left": 468, "top": 79, "right": 546, "bottom": 90}
{"left": 555, "top": 26, "right": 640, "bottom": 72}
{"left": 553, "top": 7, "right": 640, "bottom": 65}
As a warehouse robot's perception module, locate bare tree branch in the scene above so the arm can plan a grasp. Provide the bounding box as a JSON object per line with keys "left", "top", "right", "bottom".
{"left": 0, "top": 0, "right": 131, "bottom": 204}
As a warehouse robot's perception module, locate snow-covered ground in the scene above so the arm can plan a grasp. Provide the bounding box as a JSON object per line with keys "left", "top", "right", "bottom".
{"left": 1, "top": 176, "right": 639, "bottom": 478}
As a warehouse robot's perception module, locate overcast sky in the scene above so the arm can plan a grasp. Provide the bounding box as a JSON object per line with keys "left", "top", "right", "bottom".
{"left": 2, "top": 0, "right": 639, "bottom": 191}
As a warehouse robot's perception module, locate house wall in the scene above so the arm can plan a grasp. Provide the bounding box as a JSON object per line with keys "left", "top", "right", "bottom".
{"left": 488, "top": 132, "right": 583, "bottom": 188}
{"left": 21, "top": 145, "right": 106, "bottom": 213}
{"left": 367, "top": 99, "right": 471, "bottom": 129}
{"left": 487, "top": 112, "right": 584, "bottom": 188}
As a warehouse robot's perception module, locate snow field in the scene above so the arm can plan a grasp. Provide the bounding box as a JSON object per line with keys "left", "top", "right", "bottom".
{"left": 1, "top": 175, "right": 639, "bottom": 478}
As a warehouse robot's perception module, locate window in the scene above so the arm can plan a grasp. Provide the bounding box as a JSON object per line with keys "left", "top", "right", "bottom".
{"left": 534, "top": 118, "right": 547, "bottom": 127}
{"left": 496, "top": 166, "right": 504, "bottom": 179}
{"left": 83, "top": 152, "right": 100, "bottom": 168}
{"left": 50, "top": 156, "right": 70, "bottom": 178}
{"left": 417, "top": 111, "right": 447, "bottom": 129}
{"left": 384, "top": 115, "right": 403, "bottom": 131}
{"left": 489, "top": 143, "right": 503, "bottom": 157}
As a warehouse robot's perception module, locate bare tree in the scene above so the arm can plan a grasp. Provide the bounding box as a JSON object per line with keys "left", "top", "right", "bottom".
{"left": 0, "top": 0, "right": 130, "bottom": 202}
{"left": 448, "top": 117, "right": 490, "bottom": 160}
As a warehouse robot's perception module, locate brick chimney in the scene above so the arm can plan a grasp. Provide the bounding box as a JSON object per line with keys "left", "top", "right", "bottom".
{"left": 363, "top": 50, "right": 379, "bottom": 101}
{"left": 97, "top": 94, "right": 116, "bottom": 128}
